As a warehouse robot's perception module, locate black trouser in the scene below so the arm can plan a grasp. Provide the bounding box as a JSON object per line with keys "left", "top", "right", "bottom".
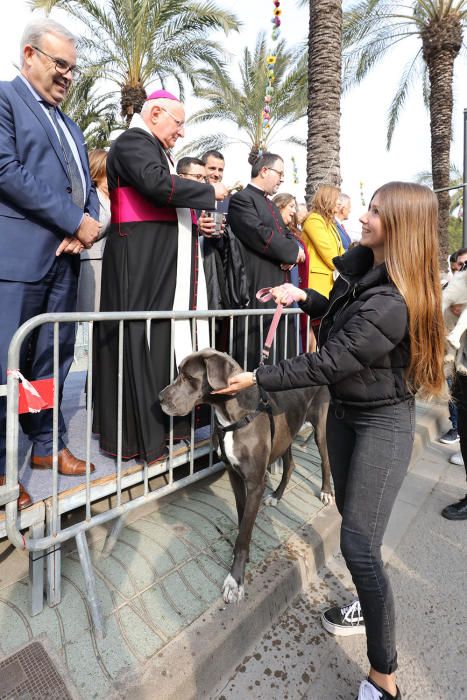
{"left": 452, "top": 372, "right": 467, "bottom": 482}
{"left": 327, "top": 398, "right": 415, "bottom": 674}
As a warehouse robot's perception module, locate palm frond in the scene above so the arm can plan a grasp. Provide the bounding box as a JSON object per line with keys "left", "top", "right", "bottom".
{"left": 30, "top": 0, "right": 241, "bottom": 116}
{"left": 386, "top": 48, "right": 423, "bottom": 148}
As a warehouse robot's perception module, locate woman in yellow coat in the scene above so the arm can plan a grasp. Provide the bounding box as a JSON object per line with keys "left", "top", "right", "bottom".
{"left": 302, "top": 185, "right": 343, "bottom": 298}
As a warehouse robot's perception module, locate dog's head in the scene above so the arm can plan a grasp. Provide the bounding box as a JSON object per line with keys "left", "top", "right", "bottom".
{"left": 159, "top": 348, "right": 241, "bottom": 416}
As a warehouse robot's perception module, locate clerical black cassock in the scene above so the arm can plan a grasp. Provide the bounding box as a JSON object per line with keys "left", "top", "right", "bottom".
{"left": 227, "top": 184, "right": 300, "bottom": 370}
{"left": 93, "top": 115, "right": 215, "bottom": 463}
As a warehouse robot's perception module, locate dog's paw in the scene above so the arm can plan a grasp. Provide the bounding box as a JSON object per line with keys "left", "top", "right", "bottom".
{"left": 263, "top": 493, "right": 278, "bottom": 507}
{"left": 222, "top": 574, "right": 245, "bottom": 604}
{"left": 320, "top": 491, "right": 334, "bottom": 506}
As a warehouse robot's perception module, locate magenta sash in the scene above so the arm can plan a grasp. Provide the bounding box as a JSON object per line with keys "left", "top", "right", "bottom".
{"left": 110, "top": 186, "right": 177, "bottom": 223}
{"left": 110, "top": 186, "right": 198, "bottom": 225}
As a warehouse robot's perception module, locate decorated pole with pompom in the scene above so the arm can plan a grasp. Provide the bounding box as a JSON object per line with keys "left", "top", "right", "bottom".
{"left": 260, "top": 0, "right": 282, "bottom": 154}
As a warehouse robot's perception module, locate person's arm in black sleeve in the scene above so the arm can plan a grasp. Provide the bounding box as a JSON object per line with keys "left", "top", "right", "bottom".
{"left": 256, "top": 292, "right": 408, "bottom": 391}
{"left": 298, "top": 288, "right": 329, "bottom": 319}
{"left": 228, "top": 194, "right": 299, "bottom": 264}
{"left": 114, "top": 130, "right": 216, "bottom": 211}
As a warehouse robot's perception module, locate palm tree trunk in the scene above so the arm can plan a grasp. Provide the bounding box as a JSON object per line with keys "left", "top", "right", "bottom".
{"left": 422, "top": 17, "right": 462, "bottom": 262}
{"left": 121, "top": 83, "right": 148, "bottom": 124}
{"left": 306, "top": 0, "right": 342, "bottom": 204}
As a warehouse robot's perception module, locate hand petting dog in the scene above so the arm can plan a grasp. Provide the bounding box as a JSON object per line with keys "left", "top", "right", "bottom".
{"left": 211, "top": 372, "right": 254, "bottom": 395}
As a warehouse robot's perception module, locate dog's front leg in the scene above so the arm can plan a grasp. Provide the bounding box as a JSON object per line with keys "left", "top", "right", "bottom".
{"left": 314, "top": 409, "right": 334, "bottom": 505}
{"left": 222, "top": 480, "right": 264, "bottom": 604}
{"left": 227, "top": 468, "right": 247, "bottom": 525}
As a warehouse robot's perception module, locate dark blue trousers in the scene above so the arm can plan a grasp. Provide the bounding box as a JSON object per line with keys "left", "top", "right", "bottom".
{"left": 0, "top": 256, "right": 78, "bottom": 474}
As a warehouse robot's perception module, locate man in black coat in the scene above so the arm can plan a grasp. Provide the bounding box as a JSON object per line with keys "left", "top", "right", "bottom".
{"left": 228, "top": 153, "right": 303, "bottom": 369}
{"left": 93, "top": 91, "right": 227, "bottom": 463}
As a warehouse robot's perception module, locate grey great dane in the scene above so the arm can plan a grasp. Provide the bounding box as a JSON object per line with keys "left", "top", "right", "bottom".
{"left": 159, "top": 348, "right": 331, "bottom": 604}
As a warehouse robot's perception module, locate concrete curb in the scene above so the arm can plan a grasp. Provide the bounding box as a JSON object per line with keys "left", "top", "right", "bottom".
{"left": 116, "top": 401, "right": 449, "bottom": 700}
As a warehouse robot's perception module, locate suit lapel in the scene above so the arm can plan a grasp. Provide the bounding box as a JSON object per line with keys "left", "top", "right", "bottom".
{"left": 12, "top": 76, "right": 70, "bottom": 179}
{"left": 60, "top": 110, "right": 90, "bottom": 192}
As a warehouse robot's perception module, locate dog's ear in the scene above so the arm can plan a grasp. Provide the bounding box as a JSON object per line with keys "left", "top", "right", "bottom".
{"left": 200, "top": 348, "right": 238, "bottom": 390}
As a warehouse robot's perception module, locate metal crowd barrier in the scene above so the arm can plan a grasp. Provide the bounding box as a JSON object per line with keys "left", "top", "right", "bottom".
{"left": 1, "top": 307, "right": 310, "bottom": 636}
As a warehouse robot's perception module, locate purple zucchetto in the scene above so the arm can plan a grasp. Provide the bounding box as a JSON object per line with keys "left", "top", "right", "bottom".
{"left": 145, "top": 90, "right": 180, "bottom": 101}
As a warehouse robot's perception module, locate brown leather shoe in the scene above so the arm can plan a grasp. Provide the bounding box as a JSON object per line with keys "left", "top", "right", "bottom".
{"left": 31, "top": 448, "right": 95, "bottom": 476}
{"left": 0, "top": 476, "right": 32, "bottom": 510}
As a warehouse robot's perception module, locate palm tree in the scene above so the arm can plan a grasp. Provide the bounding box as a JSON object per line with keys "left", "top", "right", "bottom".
{"left": 60, "top": 74, "right": 124, "bottom": 149}
{"left": 177, "top": 32, "right": 308, "bottom": 163}
{"left": 417, "top": 166, "right": 464, "bottom": 250}
{"left": 31, "top": 0, "right": 239, "bottom": 122}
{"left": 304, "top": 0, "right": 343, "bottom": 202}
{"left": 343, "top": 0, "right": 467, "bottom": 260}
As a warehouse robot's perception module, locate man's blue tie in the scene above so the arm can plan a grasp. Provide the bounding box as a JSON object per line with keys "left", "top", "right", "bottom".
{"left": 44, "top": 103, "right": 85, "bottom": 209}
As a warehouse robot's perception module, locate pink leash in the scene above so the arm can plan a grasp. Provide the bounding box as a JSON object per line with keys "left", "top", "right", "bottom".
{"left": 256, "top": 287, "right": 284, "bottom": 363}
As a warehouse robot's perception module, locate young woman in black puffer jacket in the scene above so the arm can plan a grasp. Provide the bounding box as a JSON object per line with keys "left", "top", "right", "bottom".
{"left": 214, "top": 182, "right": 445, "bottom": 700}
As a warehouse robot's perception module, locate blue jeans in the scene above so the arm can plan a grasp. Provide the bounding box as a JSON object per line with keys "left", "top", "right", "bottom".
{"left": 327, "top": 398, "right": 415, "bottom": 674}
{"left": 447, "top": 375, "right": 458, "bottom": 431}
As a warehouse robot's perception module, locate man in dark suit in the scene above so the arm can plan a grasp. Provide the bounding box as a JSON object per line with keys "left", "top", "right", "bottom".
{"left": 228, "top": 153, "right": 303, "bottom": 369}
{"left": 0, "top": 18, "right": 100, "bottom": 507}
{"left": 335, "top": 193, "right": 352, "bottom": 250}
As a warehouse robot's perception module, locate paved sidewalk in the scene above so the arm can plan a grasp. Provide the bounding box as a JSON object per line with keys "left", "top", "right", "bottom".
{"left": 216, "top": 432, "right": 467, "bottom": 699}
{"left": 0, "top": 401, "right": 452, "bottom": 699}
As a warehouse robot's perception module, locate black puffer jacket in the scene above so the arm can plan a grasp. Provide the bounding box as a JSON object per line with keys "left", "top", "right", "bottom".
{"left": 257, "top": 245, "right": 413, "bottom": 407}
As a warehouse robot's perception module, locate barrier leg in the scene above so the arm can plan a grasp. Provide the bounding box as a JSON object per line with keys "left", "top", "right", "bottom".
{"left": 269, "top": 458, "right": 283, "bottom": 476}
{"left": 46, "top": 505, "right": 61, "bottom": 607}
{"left": 101, "top": 514, "right": 127, "bottom": 559}
{"left": 29, "top": 521, "right": 45, "bottom": 616}
{"left": 75, "top": 530, "right": 104, "bottom": 639}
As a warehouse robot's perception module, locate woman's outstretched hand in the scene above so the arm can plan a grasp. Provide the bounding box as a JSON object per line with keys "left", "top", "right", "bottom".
{"left": 271, "top": 283, "right": 307, "bottom": 306}
{"left": 211, "top": 372, "right": 255, "bottom": 395}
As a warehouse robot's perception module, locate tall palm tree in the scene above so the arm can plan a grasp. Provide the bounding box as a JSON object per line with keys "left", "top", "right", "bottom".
{"left": 31, "top": 0, "right": 239, "bottom": 122}
{"left": 343, "top": 0, "right": 467, "bottom": 260}
{"left": 304, "top": 0, "right": 343, "bottom": 202}
{"left": 178, "top": 33, "right": 308, "bottom": 163}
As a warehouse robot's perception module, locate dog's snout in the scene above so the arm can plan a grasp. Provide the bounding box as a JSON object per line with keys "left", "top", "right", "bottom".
{"left": 159, "top": 386, "right": 173, "bottom": 414}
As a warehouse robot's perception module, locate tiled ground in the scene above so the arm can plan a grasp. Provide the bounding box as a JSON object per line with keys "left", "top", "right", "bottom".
{"left": 0, "top": 435, "right": 327, "bottom": 699}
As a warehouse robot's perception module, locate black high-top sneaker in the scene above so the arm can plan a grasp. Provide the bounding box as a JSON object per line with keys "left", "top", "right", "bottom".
{"left": 321, "top": 599, "right": 366, "bottom": 636}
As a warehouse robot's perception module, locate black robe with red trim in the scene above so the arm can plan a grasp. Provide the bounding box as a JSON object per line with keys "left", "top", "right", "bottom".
{"left": 227, "top": 184, "right": 300, "bottom": 370}
{"left": 92, "top": 127, "right": 215, "bottom": 463}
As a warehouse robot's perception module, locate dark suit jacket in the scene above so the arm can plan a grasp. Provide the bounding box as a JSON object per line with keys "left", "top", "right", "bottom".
{"left": 0, "top": 76, "right": 98, "bottom": 282}
{"left": 335, "top": 219, "right": 352, "bottom": 250}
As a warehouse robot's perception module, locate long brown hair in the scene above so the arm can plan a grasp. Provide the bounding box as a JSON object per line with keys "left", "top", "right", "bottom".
{"left": 272, "top": 192, "right": 300, "bottom": 236}
{"left": 88, "top": 148, "right": 108, "bottom": 188}
{"left": 373, "top": 181, "right": 445, "bottom": 397}
{"left": 311, "top": 185, "right": 340, "bottom": 225}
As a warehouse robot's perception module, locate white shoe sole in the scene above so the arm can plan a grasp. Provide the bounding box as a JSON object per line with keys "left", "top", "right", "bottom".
{"left": 321, "top": 612, "right": 366, "bottom": 637}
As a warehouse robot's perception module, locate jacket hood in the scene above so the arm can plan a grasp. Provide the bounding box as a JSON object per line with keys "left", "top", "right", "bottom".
{"left": 333, "top": 244, "right": 374, "bottom": 277}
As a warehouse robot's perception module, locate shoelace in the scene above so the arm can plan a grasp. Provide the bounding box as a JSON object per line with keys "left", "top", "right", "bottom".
{"left": 358, "top": 679, "right": 383, "bottom": 700}
{"left": 342, "top": 599, "right": 363, "bottom": 624}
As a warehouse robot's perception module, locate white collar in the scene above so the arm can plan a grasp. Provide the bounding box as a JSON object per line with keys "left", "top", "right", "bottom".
{"left": 129, "top": 112, "right": 153, "bottom": 134}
